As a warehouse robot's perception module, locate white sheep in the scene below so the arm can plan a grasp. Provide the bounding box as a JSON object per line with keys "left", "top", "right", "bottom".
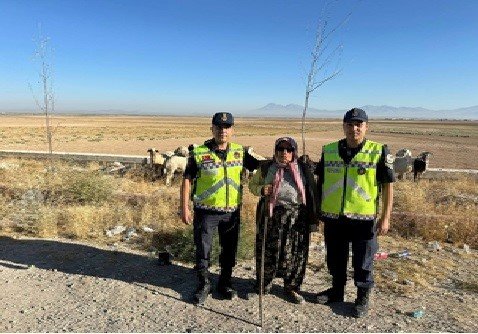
{"left": 164, "top": 155, "right": 188, "bottom": 186}
{"left": 393, "top": 148, "right": 413, "bottom": 180}
{"left": 174, "top": 146, "right": 189, "bottom": 157}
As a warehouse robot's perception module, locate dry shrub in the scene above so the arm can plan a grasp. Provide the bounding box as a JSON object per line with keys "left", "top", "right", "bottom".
{"left": 391, "top": 177, "right": 478, "bottom": 248}
{"left": 57, "top": 172, "right": 115, "bottom": 205}
{"left": 36, "top": 206, "right": 59, "bottom": 238}
{"left": 56, "top": 204, "right": 134, "bottom": 240}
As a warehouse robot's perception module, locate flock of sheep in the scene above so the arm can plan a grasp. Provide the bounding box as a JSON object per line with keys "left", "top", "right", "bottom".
{"left": 393, "top": 149, "right": 433, "bottom": 181}
{"left": 148, "top": 145, "right": 432, "bottom": 186}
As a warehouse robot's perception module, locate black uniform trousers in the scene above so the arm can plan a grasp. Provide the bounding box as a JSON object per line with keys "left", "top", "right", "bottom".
{"left": 323, "top": 218, "right": 378, "bottom": 289}
{"left": 193, "top": 208, "right": 240, "bottom": 273}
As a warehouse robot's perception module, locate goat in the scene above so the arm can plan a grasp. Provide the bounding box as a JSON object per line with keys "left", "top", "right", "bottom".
{"left": 393, "top": 148, "right": 413, "bottom": 180}
{"left": 413, "top": 151, "right": 433, "bottom": 181}
{"left": 164, "top": 155, "right": 188, "bottom": 186}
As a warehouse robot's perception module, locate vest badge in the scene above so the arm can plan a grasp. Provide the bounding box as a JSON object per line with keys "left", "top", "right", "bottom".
{"left": 201, "top": 155, "right": 214, "bottom": 163}
{"left": 357, "top": 166, "right": 366, "bottom": 175}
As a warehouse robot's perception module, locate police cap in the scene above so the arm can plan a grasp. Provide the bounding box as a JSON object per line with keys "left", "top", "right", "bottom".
{"left": 343, "top": 108, "right": 368, "bottom": 123}
{"left": 212, "top": 112, "right": 234, "bottom": 126}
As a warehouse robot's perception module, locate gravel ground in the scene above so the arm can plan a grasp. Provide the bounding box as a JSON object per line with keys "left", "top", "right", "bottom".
{"left": 1, "top": 235, "right": 477, "bottom": 332}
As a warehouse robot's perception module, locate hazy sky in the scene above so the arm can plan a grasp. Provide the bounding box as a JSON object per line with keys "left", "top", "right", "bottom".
{"left": 1, "top": 0, "right": 477, "bottom": 114}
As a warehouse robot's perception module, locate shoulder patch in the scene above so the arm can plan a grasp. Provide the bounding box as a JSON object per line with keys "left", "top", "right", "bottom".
{"left": 386, "top": 154, "right": 395, "bottom": 164}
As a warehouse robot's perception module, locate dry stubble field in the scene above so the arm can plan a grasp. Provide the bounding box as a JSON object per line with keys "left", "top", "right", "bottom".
{"left": 1, "top": 114, "right": 477, "bottom": 169}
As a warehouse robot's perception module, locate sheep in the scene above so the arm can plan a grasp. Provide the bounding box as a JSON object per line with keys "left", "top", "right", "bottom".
{"left": 246, "top": 146, "right": 266, "bottom": 162}
{"left": 147, "top": 148, "right": 176, "bottom": 180}
{"left": 164, "top": 154, "right": 188, "bottom": 186}
{"left": 188, "top": 143, "right": 199, "bottom": 152}
{"left": 174, "top": 146, "right": 189, "bottom": 157}
{"left": 393, "top": 148, "right": 413, "bottom": 180}
{"left": 413, "top": 151, "right": 433, "bottom": 182}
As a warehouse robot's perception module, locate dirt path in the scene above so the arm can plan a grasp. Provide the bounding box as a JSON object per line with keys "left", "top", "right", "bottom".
{"left": 1, "top": 236, "right": 477, "bottom": 332}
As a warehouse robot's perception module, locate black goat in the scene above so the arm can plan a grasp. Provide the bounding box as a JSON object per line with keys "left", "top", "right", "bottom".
{"left": 413, "top": 152, "right": 433, "bottom": 181}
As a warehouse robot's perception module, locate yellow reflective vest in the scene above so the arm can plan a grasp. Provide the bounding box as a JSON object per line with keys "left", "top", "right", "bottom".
{"left": 192, "top": 142, "right": 244, "bottom": 212}
{"left": 321, "top": 140, "right": 383, "bottom": 220}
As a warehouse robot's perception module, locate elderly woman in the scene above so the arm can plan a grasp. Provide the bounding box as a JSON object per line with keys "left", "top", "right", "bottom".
{"left": 249, "top": 137, "right": 317, "bottom": 303}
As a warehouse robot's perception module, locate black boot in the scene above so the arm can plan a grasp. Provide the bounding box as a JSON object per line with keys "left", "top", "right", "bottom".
{"left": 217, "top": 268, "right": 237, "bottom": 300}
{"left": 352, "top": 287, "right": 371, "bottom": 318}
{"left": 193, "top": 270, "right": 211, "bottom": 305}
{"left": 315, "top": 284, "right": 345, "bottom": 304}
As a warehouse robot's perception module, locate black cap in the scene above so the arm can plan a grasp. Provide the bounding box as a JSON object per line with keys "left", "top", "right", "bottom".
{"left": 212, "top": 112, "right": 234, "bottom": 126}
{"left": 343, "top": 108, "right": 368, "bottom": 123}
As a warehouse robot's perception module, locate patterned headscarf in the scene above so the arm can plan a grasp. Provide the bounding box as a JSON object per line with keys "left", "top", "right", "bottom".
{"left": 268, "top": 137, "right": 306, "bottom": 217}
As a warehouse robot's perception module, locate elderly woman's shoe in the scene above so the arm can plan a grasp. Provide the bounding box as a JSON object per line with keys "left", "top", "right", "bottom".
{"left": 284, "top": 287, "right": 305, "bottom": 304}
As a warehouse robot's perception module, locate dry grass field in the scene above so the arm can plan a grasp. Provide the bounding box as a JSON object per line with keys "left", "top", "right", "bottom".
{"left": 1, "top": 115, "right": 477, "bottom": 168}
{"left": 1, "top": 114, "right": 477, "bottom": 295}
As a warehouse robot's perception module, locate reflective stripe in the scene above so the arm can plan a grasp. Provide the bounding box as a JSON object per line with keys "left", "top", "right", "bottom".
{"left": 349, "top": 162, "right": 377, "bottom": 168}
{"left": 194, "top": 203, "right": 238, "bottom": 212}
{"left": 225, "top": 177, "right": 241, "bottom": 192}
{"left": 194, "top": 177, "right": 241, "bottom": 202}
{"left": 344, "top": 213, "right": 376, "bottom": 220}
{"left": 361, "top": 149, "right": 381, "bottom": 154}
{"left": 325, "top": 161, "right": 376, "bottom": 168}
{"left": 324, "top": 161, "right": 345, "bottom": 167}
{"left": 194, "top": 179, "right": 226, "bottom": 202}
{"left": 320, "top": 211, "right": 375, "bottom": 220}
{"left": 320, "top": 212, "right": 340, "bottom": 219}
{"left": 199, "top": 160, "right": 243, "bottom": 170}
{"left": 322, "top": 179, "right": 343, "bottom": 199}
{"left": 346, "top": 177, "right": 372, "bottom": 202}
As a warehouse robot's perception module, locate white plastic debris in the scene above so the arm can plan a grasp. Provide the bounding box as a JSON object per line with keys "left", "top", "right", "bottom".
{"left": 463, "top": 244, "right": 470, "bottom": 253}
{"left": 142, "top": 226, "right": 155, "bottom": 233}
{"left": 124, "top": 227, "right": 138, "bottom": 240}
{"left": 106, "top": 225, "right": 126, "bottom": 237}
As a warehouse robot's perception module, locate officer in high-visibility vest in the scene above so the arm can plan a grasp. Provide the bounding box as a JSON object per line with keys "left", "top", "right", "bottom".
{"left": 181, "top": 112, "right": 260, "bottom": 305}
{"left": 314, "top": 108, "right": 395, "bottom": 318}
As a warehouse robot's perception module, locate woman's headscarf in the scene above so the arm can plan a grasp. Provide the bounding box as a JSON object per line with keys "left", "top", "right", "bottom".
{"left": 268, "top": 137, "right": 306, "bottom": 217}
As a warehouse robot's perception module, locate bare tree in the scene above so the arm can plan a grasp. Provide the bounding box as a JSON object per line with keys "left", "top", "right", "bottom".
{"left": 301, "top": 2, "right": 353, "bottom": 156}
{"left": 31, "top": 25, "right": 55, "bottom": 155}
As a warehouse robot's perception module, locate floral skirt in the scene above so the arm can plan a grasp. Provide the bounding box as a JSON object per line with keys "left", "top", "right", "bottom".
{"left": 255, "top": 204, "right": 310, "bottom": 291}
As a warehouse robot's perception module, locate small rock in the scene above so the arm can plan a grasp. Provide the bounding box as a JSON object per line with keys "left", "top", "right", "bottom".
{"left": 403, "top": 279, "right": 415, "bottom": 286}
{"left": 382, "top": 269, "right": 398, "bottom": 281}
{"left": 463, "top": 244, "right": 470, "bottom": 253}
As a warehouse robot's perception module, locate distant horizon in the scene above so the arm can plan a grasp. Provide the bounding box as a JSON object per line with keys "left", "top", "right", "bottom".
{"left": 1, "top": 102, "right": 477, "bottom": 120}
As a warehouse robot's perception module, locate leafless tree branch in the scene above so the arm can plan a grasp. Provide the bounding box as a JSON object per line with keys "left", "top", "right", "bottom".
{"left": 32, "top": 24, "right": 55, "bottom": 155}
{"left": 301, "top": 1, "right": 354, "bottom": 156}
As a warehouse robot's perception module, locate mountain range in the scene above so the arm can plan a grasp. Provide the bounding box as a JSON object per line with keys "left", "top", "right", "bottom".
{"left": 1, "top": 104, "right": 476, "bottom": 120}
{"left": 250, "top": 104, "right": 478, "bottom": 120}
